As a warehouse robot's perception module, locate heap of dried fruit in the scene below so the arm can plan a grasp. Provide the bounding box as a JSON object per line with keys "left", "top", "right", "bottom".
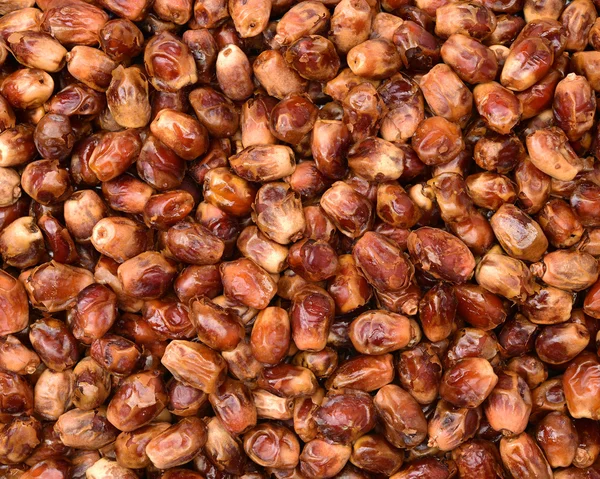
{"left": 2, "top": 0, "right": 600, "bottom": 478}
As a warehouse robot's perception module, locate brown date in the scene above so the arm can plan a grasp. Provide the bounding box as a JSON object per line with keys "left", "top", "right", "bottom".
{"left": 440, "top": 358, "right": 498, "bottom": 408}
{"left": 349, "top": 310, "right": 420, "bottom": 355}
{"left": 374, "top": 384, "right": 428, "bottom": 449}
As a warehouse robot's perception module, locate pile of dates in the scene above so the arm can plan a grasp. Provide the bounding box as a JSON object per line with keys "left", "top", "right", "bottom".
{"left": 3, "top": 0, "right": 600, "bottom": 477}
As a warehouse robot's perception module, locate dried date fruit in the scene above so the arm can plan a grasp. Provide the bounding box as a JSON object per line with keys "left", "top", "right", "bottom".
{"left": 3, "top": 0, "right": 600, "bottom": 475}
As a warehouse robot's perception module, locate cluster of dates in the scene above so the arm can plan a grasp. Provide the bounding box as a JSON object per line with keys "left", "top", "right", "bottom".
{"left": 4, "top": 0, "right": 600, "bottom": 477}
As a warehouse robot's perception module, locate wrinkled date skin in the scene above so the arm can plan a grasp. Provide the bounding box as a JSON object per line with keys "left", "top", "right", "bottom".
{"left": 440, "top": 358, "right": 499, "bottom": 408}
{"left": 500, "top": 432, "right": 553, "bottom": 479}
{"left": 374, "top": 384, "right": 428, "bottom": 449}
{"left": 291, "top": 284, "right": 335, "bottom": 352}
{"left": 452, "top": 439, "right": 506, "bottom": 479}
{"left": 475, "top": 252, "right": 538, "bottom": 302}
{"left": 326, "top": 354, "right": 395, "bottom": 392}
{"left": 526, "top": 127, "right": 583, "bottom": 181}
{"left": 501, "top": 37, "right": 554, "bottom": 91}
{"left": 353, "top": 231, "right": 414, "bottom": 293}
{"left": 243, "top": 423, "right": 300, "bottom": 469}
{"left": 407, "top": 227, "right": 476, "bottom": 283}
{"left": 427, "top": 399, "right": 481, "bottom": 451}
{"left": 349, "top": 309, "right": 420, "bottom": 355}
{"left": 563, "top": 352, "right": 600, "bottom": 419}
{"left": 490, "top": 203, "right": 549, "bottom": 262}
{"left": 419, "top": 283, "right": 457, "bottom": 341}
{"left": 0, "top": 270, "right": 28, "bottom": 336}
{"left": 398, "top": 343, "right": 443, "bottom": 404}
{"left": 314, "top": 389, "right": 376, "bottom": 444}
{"left": 484, "top": 370, "right": 532, "bottom": 436}
{"left": 106, "top": 370, "right": 168, "bottom": 432}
